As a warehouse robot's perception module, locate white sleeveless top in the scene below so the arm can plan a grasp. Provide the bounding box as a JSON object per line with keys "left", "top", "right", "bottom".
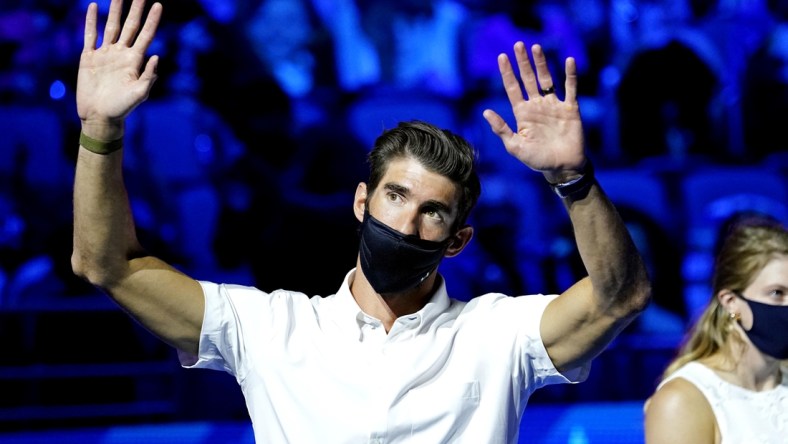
{"left": 659, "top": 361, "right": 788, "bottom": 444}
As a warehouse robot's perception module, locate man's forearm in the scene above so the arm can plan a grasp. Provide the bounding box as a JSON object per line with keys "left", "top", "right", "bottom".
{"left": 564, "top": 182, "right": 651, "bottom": 313}
{"left": 72, "top": 144, "right": 141, "bottom": 289}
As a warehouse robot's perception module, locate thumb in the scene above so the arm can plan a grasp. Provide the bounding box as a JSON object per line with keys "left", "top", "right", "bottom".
{"left": 139, "top": 55, "right": 159, "bottom": 84}
{"left": 483, "top": 109, "right": 515, "bottom": 145}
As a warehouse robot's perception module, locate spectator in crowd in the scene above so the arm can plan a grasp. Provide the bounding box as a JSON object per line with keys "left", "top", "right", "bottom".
{"left": 644, "top": 213, "right": 788, "bottom": 443}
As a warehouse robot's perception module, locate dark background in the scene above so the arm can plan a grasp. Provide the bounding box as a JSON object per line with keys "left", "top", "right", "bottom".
{"left": 0, "top": 0, "right": 787, "bottom": 438}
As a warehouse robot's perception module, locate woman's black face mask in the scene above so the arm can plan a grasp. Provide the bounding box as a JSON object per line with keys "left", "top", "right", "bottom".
{"left": 358, "top": 211, "right": 450, "bottom": 294}
{"left": 734, "top": 291, "right": 788, "bottom": 360}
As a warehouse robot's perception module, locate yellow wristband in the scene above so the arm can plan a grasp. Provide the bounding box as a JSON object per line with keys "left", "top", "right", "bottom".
{"left": 79, "top": 131, "right": 123, "bottom": 155}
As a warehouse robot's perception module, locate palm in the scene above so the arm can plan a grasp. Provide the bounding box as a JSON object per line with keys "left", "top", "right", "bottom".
{"left": 77, "top": 47, "right": 150, "bottom": 121}
{"left": 506, "top": 96, "right": 583, "bottom": 171}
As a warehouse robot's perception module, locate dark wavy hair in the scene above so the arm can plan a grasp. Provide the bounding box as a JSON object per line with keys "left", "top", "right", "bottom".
{"left": 366, "top": 120, "right": 481, "bottom": 231}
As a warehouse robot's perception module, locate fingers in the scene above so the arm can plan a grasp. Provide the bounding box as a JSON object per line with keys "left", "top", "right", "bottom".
{"left": 90, "top": 0, "right": 161, "bottom": 54}
{"left": 505, "top": 42, "right": 563, "bottom": 100}
{"left": 531, "top": 44, "right": 556, "bottom": 95}
{"left": 133, "top": 2, "right": 162, "bottom": 52}
{"left": 117, "top": 0, "right": 146, "bottom": 46}
{"left": 83, "top": 2, "right": 98, "bottom": 51}
{"left": 103, "top": 0, "right": 124, "bottom": 45}
{"left": 513, "top": 42, "right": 539, "bottom": 99}
{"left": 497, "top": 53, "right": 524, "bottom": 110}
{"left": 564, "top": 57, "right": 578, "bottom": 104}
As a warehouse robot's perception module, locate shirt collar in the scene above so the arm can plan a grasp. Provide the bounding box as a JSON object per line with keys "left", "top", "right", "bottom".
{"left": 416, "top": 273, "right": 450, "bottom": 329}
{"left": 332, "top": 268, "right": 451, "bottom": 334}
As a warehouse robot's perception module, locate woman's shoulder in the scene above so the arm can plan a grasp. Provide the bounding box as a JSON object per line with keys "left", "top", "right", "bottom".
{"left": 649, "top": 373, "right": 710, "bottom": 413}
{"left": 645, "top": 374, "right": 717, "bottom": 443}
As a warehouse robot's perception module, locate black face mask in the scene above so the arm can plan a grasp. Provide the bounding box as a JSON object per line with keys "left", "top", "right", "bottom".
{"left": 734, "top": 292, "right": 788, "bottom": 360}
{"left": 358, "top": 211, "right": 450, "bottom": 294}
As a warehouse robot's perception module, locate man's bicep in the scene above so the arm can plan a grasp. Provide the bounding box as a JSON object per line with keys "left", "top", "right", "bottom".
{"left": 108, "top": 255, "right": 205, "bottom": 355}
{"left": 539, "top": 276, "right": 623, "bottom": 371}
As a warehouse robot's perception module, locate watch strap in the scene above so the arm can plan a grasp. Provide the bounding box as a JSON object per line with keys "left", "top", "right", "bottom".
{"left": 549, "top": 162, "right": 595, "bottom": 199}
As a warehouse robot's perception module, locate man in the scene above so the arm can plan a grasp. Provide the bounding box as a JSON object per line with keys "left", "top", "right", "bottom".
{"left": 72, "top": 0, "right": 651, "bottom": 442}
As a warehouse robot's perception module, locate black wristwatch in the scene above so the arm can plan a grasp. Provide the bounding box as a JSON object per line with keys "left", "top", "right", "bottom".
{"left": 549, "top": 161, "right": 595, "bottom": 199}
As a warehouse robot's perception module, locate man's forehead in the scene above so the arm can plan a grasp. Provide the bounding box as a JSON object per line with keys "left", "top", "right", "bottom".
{"left": 379, "top": 158, "right": 460, "bottom": 207}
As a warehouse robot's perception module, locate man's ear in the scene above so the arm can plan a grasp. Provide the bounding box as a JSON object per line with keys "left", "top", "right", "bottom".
{"left": 445, "top": 225, "right": 473, "bottom": 258}
{"left": 354, "top": 183, "right": 368, "bottom": 222}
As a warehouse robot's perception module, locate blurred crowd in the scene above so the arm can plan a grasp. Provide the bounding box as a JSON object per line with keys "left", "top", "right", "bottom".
{"left": 1, "top": 0, "right": 787, "bottom": 344}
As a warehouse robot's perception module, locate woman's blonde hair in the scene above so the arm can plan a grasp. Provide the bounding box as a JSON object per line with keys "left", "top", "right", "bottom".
{"left": 660, "top": 214, "right": 788, "bottom": 380}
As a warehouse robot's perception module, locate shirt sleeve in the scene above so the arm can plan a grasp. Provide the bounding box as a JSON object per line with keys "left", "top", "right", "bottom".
{"left": 525, "top": 294, "right": 590, "bottom": 386}
{"left": 178, "top": 281, "right": 253, "bottom": 378}
{"left": 481, "top": 293, "right": 590, "bottom": 389}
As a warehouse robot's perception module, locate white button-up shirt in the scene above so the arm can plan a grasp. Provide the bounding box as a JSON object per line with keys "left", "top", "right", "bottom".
{"left": 180, "top": 269, "right": 588, "bottom": 443}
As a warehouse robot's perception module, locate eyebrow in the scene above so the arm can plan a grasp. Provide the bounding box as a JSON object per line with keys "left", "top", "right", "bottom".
{"left": 384, "top": 182, "right": 409, "bottom": 196}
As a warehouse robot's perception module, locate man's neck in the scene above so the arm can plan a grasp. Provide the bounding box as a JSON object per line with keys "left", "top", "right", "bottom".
{"left": 350, "top": 266, "right": 437, "bottom": 332}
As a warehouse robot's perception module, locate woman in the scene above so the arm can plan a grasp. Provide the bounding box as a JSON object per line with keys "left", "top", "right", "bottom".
{"left": 644, "top": 214, "right": 788, "bottom": 443}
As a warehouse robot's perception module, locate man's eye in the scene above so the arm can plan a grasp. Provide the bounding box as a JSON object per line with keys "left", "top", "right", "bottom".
{"left": 425, "top": 210, "right": 442, "bottom": 220}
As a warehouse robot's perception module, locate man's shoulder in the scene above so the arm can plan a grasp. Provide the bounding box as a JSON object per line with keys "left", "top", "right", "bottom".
{"left": 200, "top": 281, "right": 319, "bottom": 304}
{"left": 460, "top": 292, "right": 558, "bottom": 307}
{"left": 452, "top": 293, "right": 558, "bottom": 325}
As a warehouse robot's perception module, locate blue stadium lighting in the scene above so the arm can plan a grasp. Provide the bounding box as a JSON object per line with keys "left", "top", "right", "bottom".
{"left": 49, "top": 80, "right": 66, "bottom": 100}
